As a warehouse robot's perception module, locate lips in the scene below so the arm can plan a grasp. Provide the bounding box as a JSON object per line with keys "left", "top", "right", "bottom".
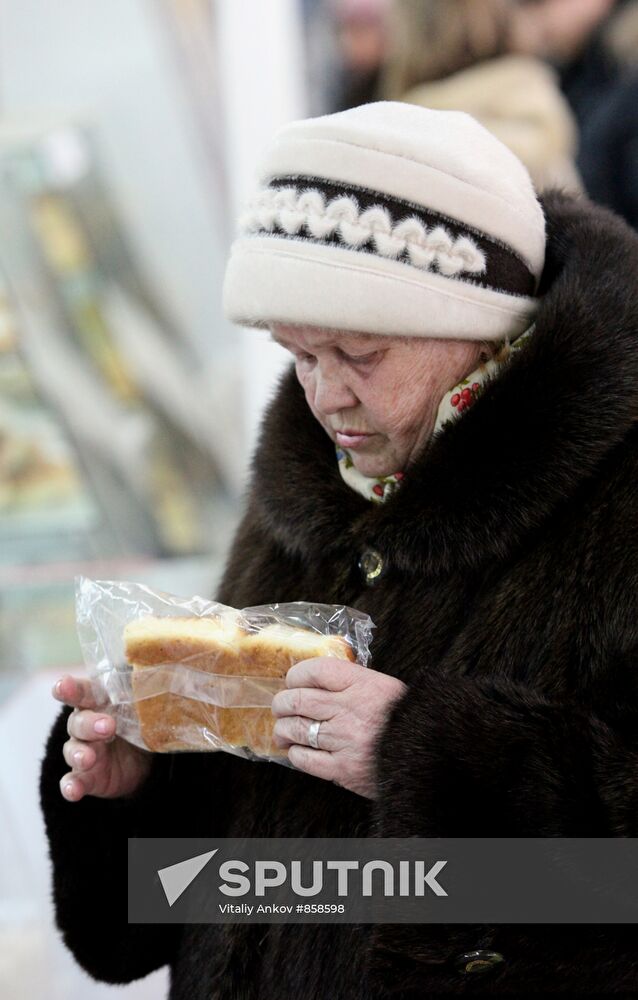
{"left": 336, "top": 431, "right": 372, "bottom": 449}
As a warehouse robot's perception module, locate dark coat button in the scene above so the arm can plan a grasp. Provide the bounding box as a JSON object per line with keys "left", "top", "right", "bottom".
{"left": 454, "top": 950, "right": 505, "bottom": 975}
{"left": 358, "top": 548, "right": 385, "bottom": 586}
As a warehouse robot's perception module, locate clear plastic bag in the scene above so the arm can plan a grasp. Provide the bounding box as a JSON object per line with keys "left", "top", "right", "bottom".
{"left": 75, "top": 576, "right": 375, "bottom": 765}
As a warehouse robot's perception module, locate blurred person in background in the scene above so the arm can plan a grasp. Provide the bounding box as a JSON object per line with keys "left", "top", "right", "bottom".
{"left": 512, "top": 0, "right": 622, "bottom": 123}
{"left": 378, "top": 0, "right": 581, "bottom": 192}
{"left": 576, "top": 68, "right": 638, "bottom": 229}
{"left": 512, "top": 0, "right": 638, "bottom": 228}
{"left": 329, "top": 0, "right": 392, "bottom": 111}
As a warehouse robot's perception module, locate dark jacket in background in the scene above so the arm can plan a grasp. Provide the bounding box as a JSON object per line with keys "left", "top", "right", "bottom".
{"left": 40, "top": 192, "right": 638, "bottom": 997}
{"left": 560, "top": 2, "right": 638, "bottom": 228}
{"left": 578, "top": 71, "right": 638, "bottom": 229}
{"left": 559, "top": 30, "right": 619, "bottom": 128}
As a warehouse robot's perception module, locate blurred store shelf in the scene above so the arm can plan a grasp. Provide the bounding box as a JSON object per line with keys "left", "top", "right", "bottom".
{"left": 0, "top": 554, "right": 229, "bottom": 705}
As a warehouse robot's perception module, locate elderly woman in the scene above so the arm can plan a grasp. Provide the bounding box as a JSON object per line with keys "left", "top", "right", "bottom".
{"left": 40, "top": 103, "right": 638, "bottom": 996}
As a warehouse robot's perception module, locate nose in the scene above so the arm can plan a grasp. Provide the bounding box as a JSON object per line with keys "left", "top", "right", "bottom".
{"left": 313, "top": 362, "right": 358, "bottom": 413}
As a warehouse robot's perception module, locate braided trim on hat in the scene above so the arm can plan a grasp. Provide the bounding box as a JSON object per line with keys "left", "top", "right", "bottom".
{"left": 238, "top": 177, "right": 536, "bottom": 299}
{"left": 240, "top": 187, "right": 486, "bottom": 279}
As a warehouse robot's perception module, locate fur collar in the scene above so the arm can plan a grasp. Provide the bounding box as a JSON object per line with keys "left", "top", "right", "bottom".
{"left": 249, "top": 192, "right": 638, "bottom": 578}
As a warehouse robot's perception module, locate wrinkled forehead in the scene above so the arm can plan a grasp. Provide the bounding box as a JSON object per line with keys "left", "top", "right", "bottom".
{"left": 269, "top": 323, "right": 398, "bottom": 351}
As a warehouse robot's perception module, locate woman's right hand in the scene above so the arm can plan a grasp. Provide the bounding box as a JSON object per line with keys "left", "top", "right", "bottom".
{"left": 53, "top": 674, "right": 153, "bottom": 802}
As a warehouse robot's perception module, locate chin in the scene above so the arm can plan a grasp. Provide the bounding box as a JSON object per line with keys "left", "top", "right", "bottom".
{"left": 351, "top": 456, "right": 396, "bottom": 478}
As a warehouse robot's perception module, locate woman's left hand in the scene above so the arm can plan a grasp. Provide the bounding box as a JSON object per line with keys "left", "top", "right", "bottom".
{"left": 271, "top": 657, "right": 407, "bottom": 799}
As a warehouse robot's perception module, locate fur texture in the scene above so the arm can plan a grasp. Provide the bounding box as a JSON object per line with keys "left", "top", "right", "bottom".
{"left": 40, "top": 192, "right": 638, "bottom": 997}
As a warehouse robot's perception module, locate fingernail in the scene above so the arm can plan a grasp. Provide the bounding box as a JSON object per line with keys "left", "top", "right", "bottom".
{"left": 54, "top": 679, "right": 63, "bottom": 698}
{"left": 63, "top": 781, "right": 74, "bottom": 798}
{"left": 73, "top": 751, "right": 83, "bottom": 766}
{"left": 94, "top": 718, "right": 111, "bottom": 734}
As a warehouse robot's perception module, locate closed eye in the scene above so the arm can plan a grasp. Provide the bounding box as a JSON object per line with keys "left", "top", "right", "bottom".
{"left": 339, "top": 349, "right": 380, "bottom": 365}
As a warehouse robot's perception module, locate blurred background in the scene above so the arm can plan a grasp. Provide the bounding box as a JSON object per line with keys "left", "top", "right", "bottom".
{"left": 1, "top": 0, "right": 637, "bottom": 996}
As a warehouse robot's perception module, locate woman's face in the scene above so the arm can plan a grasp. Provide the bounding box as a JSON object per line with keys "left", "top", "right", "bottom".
{"left": 270, "top": 323, "right": 484, "bottom": 477}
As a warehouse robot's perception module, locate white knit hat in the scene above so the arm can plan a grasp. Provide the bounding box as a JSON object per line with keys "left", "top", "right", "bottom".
{"left": 223, "top": 102, "right": 546, "bottom": 341}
